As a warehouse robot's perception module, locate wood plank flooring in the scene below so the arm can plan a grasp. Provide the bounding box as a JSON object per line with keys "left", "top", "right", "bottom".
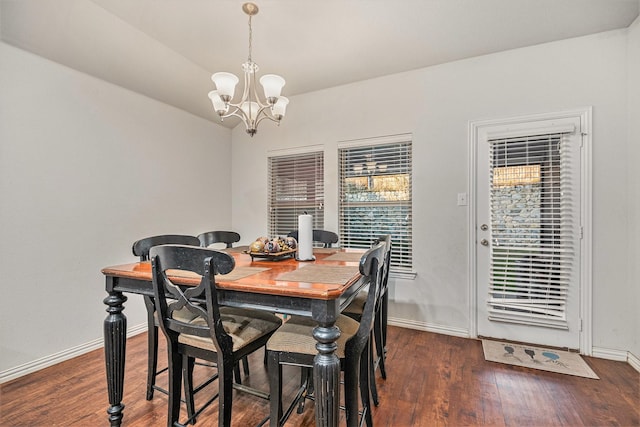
{"left": 1, "top": 326, "right": 638, "bottom": 426}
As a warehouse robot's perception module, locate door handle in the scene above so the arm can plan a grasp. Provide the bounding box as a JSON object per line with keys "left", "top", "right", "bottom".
{"left": 480, "top": 239, "right": 489, "bottom": 246}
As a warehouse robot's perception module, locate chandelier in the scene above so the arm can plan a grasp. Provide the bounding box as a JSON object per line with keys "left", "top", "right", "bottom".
{"left": 208, "top": 2, "right": 289, "bottom": 137}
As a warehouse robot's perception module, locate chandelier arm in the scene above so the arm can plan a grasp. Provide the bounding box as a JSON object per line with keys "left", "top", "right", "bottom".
{"left": 239, "top": 68, "right": 252, "bottom": 107}
{"left": 225, "top": 109, "right": 251, "bottom": 127}
{"left": 220, "top": 105, "right": 273, "bottom": 126}
{"left": 226, "top": 98, "right": 268, "bottom": 111}
{"left": 247, "top": 64, "right": 269, "bottom": 109}
{"left": 255, "top": 114, "right": 279, "bottom": 127}
{"left": 217, "top": 106, "right": 241, "bottom": 119}
{"left": 242, "top": 104, "right": 272, "bottom": 124}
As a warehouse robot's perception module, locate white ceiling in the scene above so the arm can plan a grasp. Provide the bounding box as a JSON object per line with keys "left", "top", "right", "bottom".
{"left": 1, "top": 0, "right": 638, "bottom": 128}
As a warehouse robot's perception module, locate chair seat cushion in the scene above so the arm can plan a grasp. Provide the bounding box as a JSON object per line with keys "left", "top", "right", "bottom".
{"left": 342, "top": 290, "right": 368, "bottom": 316}
{"left": 172, "top": 306, "right": 200, "bottom": 323}
{"left": 178, "top": 307, "right": 282, "bottom": 352}
{"left": 154, "top": 306, "right": 200, "bottom": 325}
{"left": 266, "top": 314, "right": 359, "bottom": 358}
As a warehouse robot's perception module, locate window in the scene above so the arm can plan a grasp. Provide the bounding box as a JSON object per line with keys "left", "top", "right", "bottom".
{"left": 268, "top": 151, "right": 324, "bottom": 238}
{"left": 488, "top": 131, "right": 577, "bottom": 328}
{"left": 339, "top": 136, "right": 413, "bottom": 272}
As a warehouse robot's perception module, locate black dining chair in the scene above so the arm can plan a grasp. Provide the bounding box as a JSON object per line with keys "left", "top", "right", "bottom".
{"left": 133, "top": 233, "right": 251, "bottom": 401}
{"left": 132, "top": 234, "right": 201, "bottom": 400}
{"left": 197, "top": 230, "right": 252, "bottom": 376}
{"left": 266, "top": 241, "right": 386, "bottom": 427}
{"left": 151, "top": 244, "right": 282, "bottom": 427}
{"left": 197, "top": 230, "right": 241, "bottom": 248}
{"left": 286, "top": 229, "right": 339, "bottom": 248}
{"left": 342, "top": 235, "right": 392, "bottom": 406}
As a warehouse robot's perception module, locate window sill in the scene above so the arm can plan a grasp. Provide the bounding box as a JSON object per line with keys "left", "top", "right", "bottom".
{"left": 390, "top": 271, "right": 417, "bottom": 280}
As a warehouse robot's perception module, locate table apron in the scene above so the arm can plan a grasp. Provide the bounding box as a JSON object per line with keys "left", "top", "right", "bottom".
{"left": 107, "top": 276, "right": 153, "bottom": 296}
{"left": 107, "top": 276, "right": 367, "bottom": 322}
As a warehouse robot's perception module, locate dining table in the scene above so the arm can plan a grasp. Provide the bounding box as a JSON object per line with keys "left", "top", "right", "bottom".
{"left": 101, "top": 246, "right": 367, "bottom": 427}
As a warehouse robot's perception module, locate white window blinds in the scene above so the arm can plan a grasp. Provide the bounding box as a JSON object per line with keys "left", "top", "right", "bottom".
{"left": 268, "top": 151, "right": 324, "bottom": 238}
{"left": 339, "top": 140, "right": 413, "bottom": 272}
{"left": 488, "top": 132, "right": 576, "bottom": 328}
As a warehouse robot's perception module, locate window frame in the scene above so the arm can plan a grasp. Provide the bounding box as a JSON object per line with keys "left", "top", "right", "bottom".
{"left": 338, "top": 134, "right": 413, "bottom": 274}
{"left": 267, "top": 148, "right": 325, "bottom": 239}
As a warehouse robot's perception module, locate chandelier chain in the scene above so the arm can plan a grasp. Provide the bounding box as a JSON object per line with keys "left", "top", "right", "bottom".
{"left": 247, "top": 14, "right": 253, "bottom": 63}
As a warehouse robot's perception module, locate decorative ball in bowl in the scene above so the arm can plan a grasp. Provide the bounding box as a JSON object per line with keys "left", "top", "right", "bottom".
{"left": 285, "top": 236, "right": 297, "bottom": 249}
{"left": 264, "top": 240, "right": 281, "bottom": 253}
{"left": 249, "top": 240, "right": 265, "bottom": 253}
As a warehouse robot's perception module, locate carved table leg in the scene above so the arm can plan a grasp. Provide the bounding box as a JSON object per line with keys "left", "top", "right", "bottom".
{"left": 104, "top": 290, "right": 127, "bottom": 427}
{"left": 312, "top": 322, "right": 341, "bottom": 427}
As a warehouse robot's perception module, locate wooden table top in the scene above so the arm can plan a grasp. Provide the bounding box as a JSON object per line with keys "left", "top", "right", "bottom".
{"left": 102, "top": 247, "right": 366, "bottom": 300}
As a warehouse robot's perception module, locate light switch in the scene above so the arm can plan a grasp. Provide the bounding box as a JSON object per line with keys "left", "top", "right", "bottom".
{"left": 457, "top": 192, "right": 468, "bottom": 206}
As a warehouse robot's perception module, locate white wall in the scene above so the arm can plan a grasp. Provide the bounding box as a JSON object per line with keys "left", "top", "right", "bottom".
{"left": 626, "top": 14, "right": 640, "bottom": 360}
{"left": 231, "top": 30, "right": 634, "bottom": 352}
{"left": 0, "top": 42, "right": 232, "bottom": 374}
{"left": 1, "top": 23, "right": 636, "bottom": 379}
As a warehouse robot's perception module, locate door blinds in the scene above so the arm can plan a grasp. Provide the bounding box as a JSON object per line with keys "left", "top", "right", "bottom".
{"left": 339, "top": 141, "right": 413, "bottom": 271}
{"left": 488, "top": 132, "right": 576, "bottom": 329}
{"left": 268, "top": 151, "right": 324, "bottom": 238}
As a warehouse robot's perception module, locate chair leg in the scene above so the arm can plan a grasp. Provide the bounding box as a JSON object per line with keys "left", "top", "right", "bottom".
{"left": 234, "top": 363, "right": 242, "bottom": 384}
{"left": 297, "top": 367, "right": 312, "bottom": 414}
{"left": 144, "top": 295, "right": 158, "bottom": 400}
{"left": 167, "top": 346, "right": 183, "bottom": 427}
{"left": 219, "top": 356, "right": 235, "bottom": 427}
{"left": 380, "top": 290, "right": 389, "bottom": 378}
{"left": 359, "top": 346, "right": 373, "bottom": 427}
{"left": 374, "top": 309, "right": 387, "bottom": 380}
{"left": 267, "top": 351, "right": 283, "bottom": 426}
{"left": 242, "top": 355, "right": 250, "bottom": 376}
{"left": 232, "top": 357, "right": 249, "bottom": 384}
{"left": 368, "top": 333, "right": 379, "bottom": 407}
{"left": 343, "top": 354, "right": 360, "bottom": 427}
{"left": 183, "top": 356, "right": 196, "bottom": 424}
{"left": 307, "top": 369, "right": 315, "bottom": 396}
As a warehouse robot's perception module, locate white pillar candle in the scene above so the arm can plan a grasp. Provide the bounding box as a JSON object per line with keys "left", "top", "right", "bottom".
{"left": 297, "top": 214, "right": 314, "bottom": 261}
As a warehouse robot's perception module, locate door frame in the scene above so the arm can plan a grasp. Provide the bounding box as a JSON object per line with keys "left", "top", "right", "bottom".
{"left": 468, "top": 107, "right": 593, "bottom": 355}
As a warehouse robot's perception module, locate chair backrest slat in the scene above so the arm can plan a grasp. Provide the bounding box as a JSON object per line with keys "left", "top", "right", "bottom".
{"left": 132, "top": 234, "right": 200, "bottom": 261}
{"left": 197, "top": 231, "right": 241, "bottom": 248}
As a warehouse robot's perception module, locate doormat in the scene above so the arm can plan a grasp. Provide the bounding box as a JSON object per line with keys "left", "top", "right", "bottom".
{"left": 482, "top": 339, "right": 599, "bottom": 379}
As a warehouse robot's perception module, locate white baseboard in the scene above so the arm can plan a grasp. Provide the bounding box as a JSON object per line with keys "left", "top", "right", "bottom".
{"left": 388, "top": 317, "right": 470, "bottom": 338}
{"left": 626, "top": 351, "right": 640, "bottom": 373}
{"left": 0, "top": 323, "right": 147, "bottom": 384}
{"left": 592, "top": 347, "right": 640, "bottom": 374}
{"left": 592, "top": 346, "right": 629, "bottom": 361}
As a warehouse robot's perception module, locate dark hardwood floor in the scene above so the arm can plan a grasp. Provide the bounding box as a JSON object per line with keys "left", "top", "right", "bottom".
{"left": 1, "top": 326, "right": 638, "bottom": 426}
